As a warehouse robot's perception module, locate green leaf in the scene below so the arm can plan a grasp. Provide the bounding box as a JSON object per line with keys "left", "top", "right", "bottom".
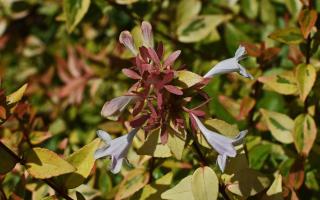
{"left": 260, "top": 0, "right": 276, "bottom": 24}
{"left": 137, "top": 129, "right": 172, "bottom": 158}
{"left": 258, "top": 71, "right": 299, "bottom": 95}
{"left": 191, "top": 167, "right": 219, "bottom": 200}
{"left": 305, "top": 170, "right": 320, "bottom": 191}
{"left": 59, "top": 138, "right": 100, "bottom": 189}
{"left": 241, "top": 0, "right": 258, "bottom": 19}
{"left": 24, "top": 148, "right": 76, "bottom": 179}
{"left": 225, "top": 23, "right": 250, "bottom": 54}
{"left": 63, "top": 0, "right": 91, "bottom": 33}
{"left": 249, "top": 143, "right": 272, "bottom": 170}
{"left": 175, "top": 70, "right": 203, "bottom": 88}
{"left": 161, "top": 175, "right": 194, "bottom": 200}
{"left": 176, "top": 0, "right": 201, "bottom": 25}
{"left": 260, "top": 109, "right": 294, "bottom": 144}
{"left": 269, "top": 28, "right": 303, "bottom": 44}
{"left": 6, "top": 84, "right": 28, "bottom": 104}
{"left": 177, "top": 15, "right": 231, "bottom": 43}
{"left": 0, "top": 144, "right": 17, "bottom": 174}
{"left": 167, "top": 127, "right": 186, "bottom": 160}
{"left": 285, "top": 0, "right": 302, "bottom": 18}
{"left": 293, "top": 114, "right": 317, "bottom": 156}
{"left": 295, "top": 64, "right": 316, "bottom": 102}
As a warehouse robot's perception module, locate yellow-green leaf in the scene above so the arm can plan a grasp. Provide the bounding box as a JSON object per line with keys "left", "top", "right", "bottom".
{"left": 161, "top": 175, "right": 194, "bottom": 200}
{"left": 293, "top": 114, "right": 317, "bottom": 156}
{"left": 175, "top": 70, "right": 203, "bottom": 88}
{"left": 116, "top": 169, "right": 149, "bottom": 199}
{"left": 24, "top": 148, "right": 76, "bottom": 179}
{"left": 29, "top": 131, "right": 52, "bottom": 145}
{"left": 63, "top": 0, "right": 91, "bottom": 33}
{"left": 260, "top": 109, "right": 294, "bottom": 144}
{"left": 6, "top": 84, "right": 28, "bottom": 104}
{"left": 269, "top": 28, "right": 303, "bottom": 44}
{"left": 177, "top": 15, "right": 231, "bottom": 43}
{"left": 60, "top": 138, "right": 100, "bottom": 189}
{"left": 265, "top": 174, "right": 283, "bottom": 199}
{"left": 258, "top": 71, "right": 299, "bottom": 95}
{"left": 295, "top": 64, "right": 316, "bottom": 102}
{"left": 191, "top": 167, "right": 219, "bottom": 200}
{"left": 137, "top": 129, "right": 172, "bottom": 158}
{"left": 167, "top": 127, "right": 186, "bottom": 160}
{"left": 176, "top": 0, "right": 201, "bottom": 25}
{"left": 222, "top": 168, "right": 270, "bottom": 198}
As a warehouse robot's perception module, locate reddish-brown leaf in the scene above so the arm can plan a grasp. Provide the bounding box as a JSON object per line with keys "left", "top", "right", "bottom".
{"left": 190, "top": 109, "right": 206, "bottom": 117}
{"left": 156, "top": 42, "right": 164, "bottom": 60}
{"left": 130, "top": 114, "right": 149, "bottom": 127}
{"left": 237, "top": 97, "right": 255, "bottom": 120}
{"left": 164, "top": 85, "right": 183, "bottom": 95}
{"left": 263, "top": 47, "right": 281, "bottom": 61}
{"left": 241, "top": 42, "right": 261, "bottom": 57}
{"left": 122, "top": 68, "right": 141, "bottom": 79}
{"left": 160, "top": 125, "right": 168, "bottom": 145}
{"left": 147, "top": 48, "right": 161, "bottom": 66}
{"left": 163, "top": 50, "right": 181, "bottom": 68}
{"left": 286, "top": 157, "right": 305, "bottom": 190}
{"left": 139, "top": 46, "right": 149, "bottom": 62}
{"left": 0, "top": 106, "right": 6, "bottom": 119}
{"left": 298, "top": 9, "right": 317, "bottom": 39}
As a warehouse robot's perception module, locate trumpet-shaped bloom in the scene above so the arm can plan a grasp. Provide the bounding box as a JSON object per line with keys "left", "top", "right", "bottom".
{"left": 119, "top": 31, "right": 138, "bottom": 56}
{"left": 203, "top": 45, "right": 253, "bottom": 79}
{"left": 94, "top": 128, "right": 139, "bottom": 174}
{"left": 141, "top": 21, "right": 154, "bottom": 48}
{"left": 191, "top": 114, "right": 247, "bottom": 171}
{"left": 101, "top": 95, "right": 135, "bottom": 120}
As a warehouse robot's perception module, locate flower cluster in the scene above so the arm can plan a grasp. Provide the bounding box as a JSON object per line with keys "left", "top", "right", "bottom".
{"left": 95, "top": 21, "right": 252, "bottom": 173}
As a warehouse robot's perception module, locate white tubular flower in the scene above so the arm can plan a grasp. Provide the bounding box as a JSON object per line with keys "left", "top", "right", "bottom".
{"left": 101, "top": 95, "right": 135, "bottom": 121}
{"left": 191, "top": 114, "right": 247, "bottom": 171}
{"left": 119, "top": 31, "right": 138, "bottom": 56}
{"left": 94, "top": 128, "right": 139, "bottom": 174}
{"left": 203, "top": 45, "right": 253, "bottom": 79}
{"left": 141, "top": 21, "right": 154, "bottom": 48}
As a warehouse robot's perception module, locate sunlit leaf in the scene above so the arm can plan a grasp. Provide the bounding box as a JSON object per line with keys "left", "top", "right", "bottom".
{"left": 175, "top": 70, "right": 203, "bottom": 88}
{"left": 176, "top": 0, "right": 201, "bottom": 25}
{"left": 177, "top": 15, "right": 231, "bottom": 43}
{"left": 295, "top": 64, "right": 316, "bottom": 102}
{"left": 191, "top": 167, "right": 219, "bottom": 200}
{"left": 293, "top": 114, "right": 317, "bottom": 156}
{"left": 60, "top": 138, "right": 100, "bottom": 189}
{"left": 258, "top": 71, "right": 299, "bottom": 95}
{"left": 161, "top": 175, "right": 194, "bottom": 200}
{"left": 24, "top": 148, "right": 76, "bottom": 179}
{"left": 260, "top": 109, "right": 294, "bottom": 144}
{"left": 6, "top": 84, "right": 28, "bottom": 104}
